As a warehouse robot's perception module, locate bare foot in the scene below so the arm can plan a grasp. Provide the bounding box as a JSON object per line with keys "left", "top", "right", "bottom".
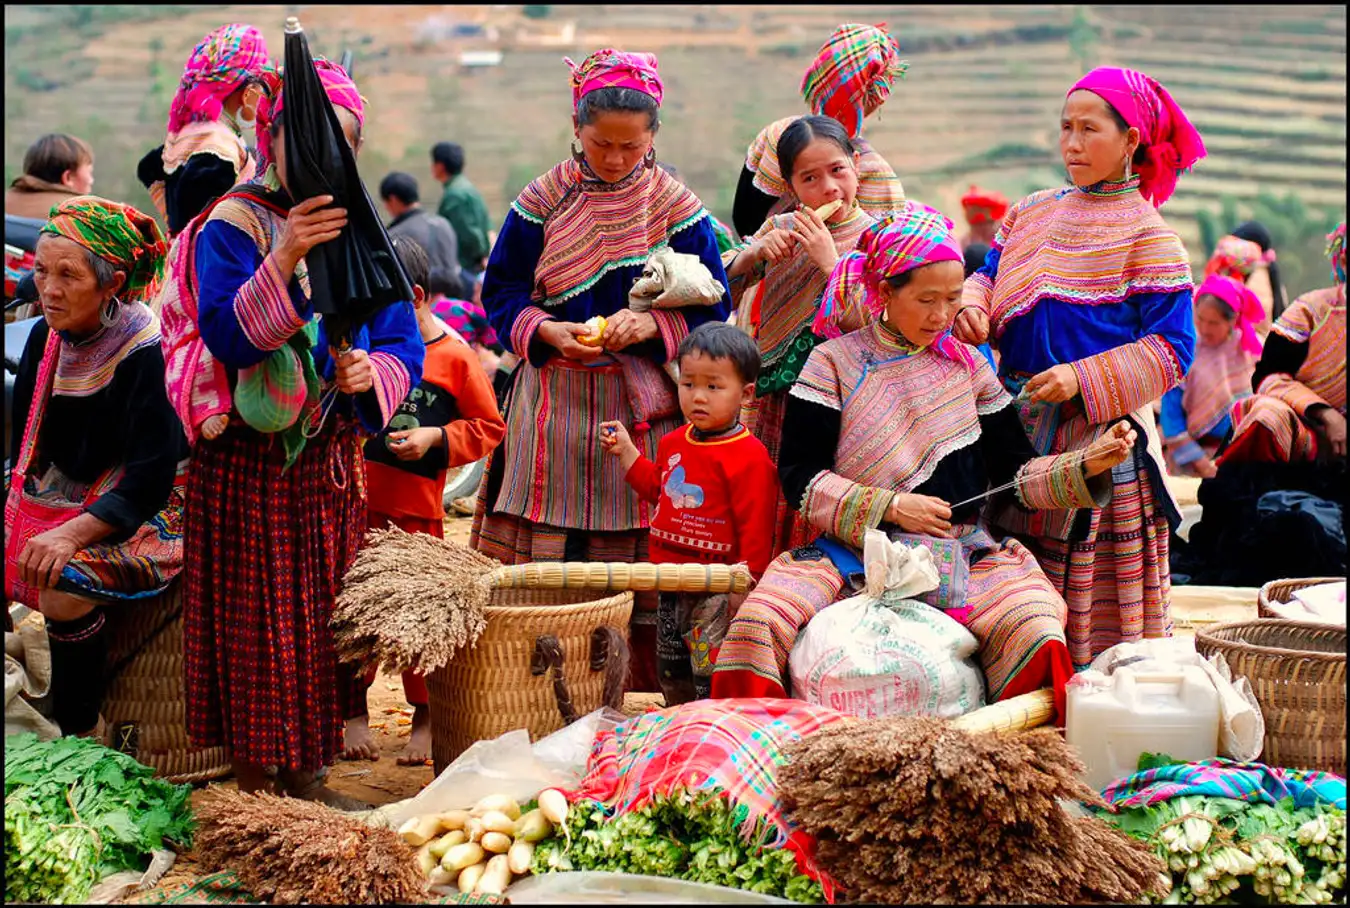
{"left": 278, "top": 769, "right": 372, "bottom": 812}
{"left": 340, "top": 715, "right": 380, "bottom": 761}
{"left": 201, "top": 414, "right": 230, "bottom": 440}
{"left": 396, "top": 704, "right": 433, "bottom": 766}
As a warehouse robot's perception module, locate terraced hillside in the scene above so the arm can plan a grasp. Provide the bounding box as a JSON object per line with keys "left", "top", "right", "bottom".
{"left": 5, "top": 4, "right": 1345, "bottom": 293}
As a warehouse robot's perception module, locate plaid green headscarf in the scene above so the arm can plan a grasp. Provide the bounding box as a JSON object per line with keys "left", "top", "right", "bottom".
{"left": 40, "top": 196, "right": 169, "bottom": 303}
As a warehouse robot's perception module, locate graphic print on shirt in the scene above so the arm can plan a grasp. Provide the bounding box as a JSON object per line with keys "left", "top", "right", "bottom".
{"left": 661, "top": 453, "right": 706, "bottom": 510}
{"left": 363, "top": 379, "right": 460, "bottom": 481}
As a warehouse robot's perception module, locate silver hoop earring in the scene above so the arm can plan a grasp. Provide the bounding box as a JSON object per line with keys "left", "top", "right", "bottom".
{"left": 99, "top": 297, "right": 120, "bottom": 328}
{"left": 1123, "top": 154, "right": 1133, "bottom": 182}
{"left": 571, "top": 141, "right": 585, "bottom": 165}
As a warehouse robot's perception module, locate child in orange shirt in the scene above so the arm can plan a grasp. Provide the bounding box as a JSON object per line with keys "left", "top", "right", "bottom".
{"left": 346, "top": 236, "right": 506, "bottom": 765}
{"left": 601, "top": 322, "right": 779, "bottom": 704}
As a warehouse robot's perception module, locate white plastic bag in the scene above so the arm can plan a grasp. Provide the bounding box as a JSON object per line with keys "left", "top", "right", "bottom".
{"left": 1089, "top": 638, "right": 1265, "bottom": 762}
{"left": 789, "top": 530, "right": 985, "bottom": 719}
{"left": 375, "top": 707, "right": 623, "bottom": 830}
{"left": 5, "top": 610, "right": 59, "bottom": 741}
{"left": 1270, "top": 581, "right": 1347, "bottom": 625}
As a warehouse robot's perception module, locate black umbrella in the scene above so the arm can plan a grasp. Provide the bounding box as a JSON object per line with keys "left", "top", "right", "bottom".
{"left": 281, "top": 16, "right": 410, "bottom": 344}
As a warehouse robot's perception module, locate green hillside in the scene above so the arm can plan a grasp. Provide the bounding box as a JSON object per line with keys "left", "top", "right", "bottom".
{"left": 5, "top": 4, "right": 1345, "bottom": 294}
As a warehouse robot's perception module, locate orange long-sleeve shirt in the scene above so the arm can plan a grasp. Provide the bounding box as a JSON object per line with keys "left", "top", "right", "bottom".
{"left": 364, "top": 332, "right": 505, "bottom": 521}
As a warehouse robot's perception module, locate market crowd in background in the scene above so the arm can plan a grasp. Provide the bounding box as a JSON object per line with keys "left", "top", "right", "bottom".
{"left": 3, "top": 18, "right": 1345, "bottom": 809}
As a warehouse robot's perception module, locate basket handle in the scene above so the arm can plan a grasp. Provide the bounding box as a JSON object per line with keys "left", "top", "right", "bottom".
{"left": 531, "top": 634, "right": 578, "bottom": 725}
{"left": 590, "top": 626, "right": 629, "bottom": 712}
{"left": 489, "top": 561, "right": 751, "bottom": 595}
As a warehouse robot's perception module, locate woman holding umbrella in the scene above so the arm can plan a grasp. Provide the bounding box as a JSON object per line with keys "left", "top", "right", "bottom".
{"left": 179, "top": 56, "right": 423, "bottom": 805}
{"left": 472, "top": 49, "right": 732, "bottom": 692}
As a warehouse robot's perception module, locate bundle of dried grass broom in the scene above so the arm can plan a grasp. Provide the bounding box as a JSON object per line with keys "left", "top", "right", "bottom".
{"left": 332, "top": 527, "right": 500, "bottom": 676}
{"left": 779, "top": 716, "right": 1166, "bottom": 904}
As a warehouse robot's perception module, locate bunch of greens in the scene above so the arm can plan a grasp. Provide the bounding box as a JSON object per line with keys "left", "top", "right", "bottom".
{"left": 4, "top": 733, "right": 195, "bottom": 905}
{"left": 530, "top": 787, "right": 825, "bottom": 903}
{"left": 1098, "top": 755, "right": 1346, "bottom": 905}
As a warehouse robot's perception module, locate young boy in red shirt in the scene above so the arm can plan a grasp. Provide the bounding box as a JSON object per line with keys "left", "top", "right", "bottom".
{"left": 346, "top": 236, "right": 506, "bottom": 765}
{"left": 601, "top": 322, "right": 778, "bottom": 704}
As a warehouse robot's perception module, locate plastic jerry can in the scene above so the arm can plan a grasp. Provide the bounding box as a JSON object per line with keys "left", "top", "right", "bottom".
{"left": 1065, "top": 665, "right": 1221, "bottom": 794}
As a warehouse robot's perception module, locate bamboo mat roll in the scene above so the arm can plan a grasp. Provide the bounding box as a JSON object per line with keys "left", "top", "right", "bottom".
{"left": 951, "top": 688, "right": 1056, "bottom": 734}
{"left": 487, "top": 561, "right": 751, "bottom": 595}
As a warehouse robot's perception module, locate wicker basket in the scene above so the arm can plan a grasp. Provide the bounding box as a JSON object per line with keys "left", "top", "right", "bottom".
{"left": 1194, "top": 620, "right": 1346, "bottom": 774}
{"left": 425, "top": 561, "right": 748, "bottom": 774}
{"left": 1257, "top": 577, "right": 1345, "bottom": 621}
{"left": 102, "top": 582, "right": 232, "bottom": 784}
{"left": 426, "top": 586, "right": 634, "bottom": 774}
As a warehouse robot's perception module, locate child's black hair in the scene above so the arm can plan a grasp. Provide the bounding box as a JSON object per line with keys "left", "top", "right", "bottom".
{"left": 391, "top": 235, "right": 430, "bottom": 295}
{"left": 777, "top": 114, "right": 854, "bottom": 183}
{"left": 677, "top": 322, "right": 761, "bottom": 385}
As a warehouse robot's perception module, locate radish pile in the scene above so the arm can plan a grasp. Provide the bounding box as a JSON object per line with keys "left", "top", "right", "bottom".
{"left": 398, "top": 789, "right": 569, "bottom": 896}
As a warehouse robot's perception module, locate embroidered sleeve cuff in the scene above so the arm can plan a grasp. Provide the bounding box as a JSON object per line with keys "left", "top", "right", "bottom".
{"left": 510, "top": 305, "right": 554, "bottom": 361}
{"left": 959, "top": 272, "right": 993, "bottom": 317}
{"left": 649, "top": 309, "right": 689, "bottom": 362}
{"left": 366, "top": 350, "right": 413, "bottom": 432}
{"left": 1167, "top": 437, "right": 1206, "bottom": 466}
{"left": 234, "top": 253, "right": 308, "bottom": 352}
{"left": 1015, "top": 451, "right": 1109, "bottom": 511}
{"left": 1256, "top": 374, "right": 1329, "bottom": 417}
{"left": 801, "top": 470, "right": 894, "bottom": 549}
{"left": 1072, "top": 334, "right": 1184, "bottom": 425}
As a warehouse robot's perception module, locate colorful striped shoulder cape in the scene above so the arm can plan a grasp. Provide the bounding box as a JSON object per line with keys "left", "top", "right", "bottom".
{"left": 511, "top": 159, "right": 708, "bottom": 308}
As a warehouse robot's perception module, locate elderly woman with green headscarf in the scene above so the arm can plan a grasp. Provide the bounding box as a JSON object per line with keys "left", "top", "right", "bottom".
{"left": 6, "top": 196, "right": 188, "bottom": 739}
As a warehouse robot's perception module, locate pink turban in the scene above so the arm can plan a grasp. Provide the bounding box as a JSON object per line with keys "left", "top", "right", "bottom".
{"left": 564, "top": 49, "right": 664, "bottom": 109}
{"left": 255, "top": 58, "right": 366, "bottom": 172}
{"left": 1068, "top": 67, "right": 1206, "bottom": 208}
{"left": 1204, "top": 235, "right": 1265, "bottom": 283}
{"left": 816, "top": 202, "right": 971, "bottom": 366}
{"left": 1196, "top": 274, "right": 1264, "bottom": 357}
{"left": 167, "top": 24, "right": 271, "bottom": 135}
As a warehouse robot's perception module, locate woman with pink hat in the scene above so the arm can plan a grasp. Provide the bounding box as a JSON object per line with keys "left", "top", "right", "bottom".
{"left": 471, "top": 49, "right": 732, "bottom": 693}
{"left": 138, "top": 24, "right": 272, "bottom": 238}
{"left": 954, "top": 66, "right": 1205, "bottom": 670}
{"left": 1160, "top": 274, "right": 1265, "bottom": 477}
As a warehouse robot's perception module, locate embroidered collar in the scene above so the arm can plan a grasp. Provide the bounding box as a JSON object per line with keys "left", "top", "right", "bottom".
{"left": 690, "top": 421, "right": 744, "bottom": 442}
{"left": 577, "top": 159, "right": 648, "bottom": 193}
{"left": 1079, "top": 174, "right": 1143, "bottom": 198}
{"left": 873, "top": 317, "right": 926, "bottom": 355}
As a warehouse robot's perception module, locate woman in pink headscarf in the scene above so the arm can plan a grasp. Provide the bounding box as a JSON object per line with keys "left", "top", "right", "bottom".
{"left": 954, "top": 67, "right": 1205, "bottom": 670}
{"left": 138, "top": 24, "right": 272, "bottom": 238}
{"left": 1160, "top": 274, "right": 1264, "bottom": 477}
{"left": 472, "top": 49, "right": 731, "bottom": 693}
{"left": 177, "top": 57, "right": 423, "bottom": 806}
{"left": 713, "top": 206, "right": 1137, "bottom": 722}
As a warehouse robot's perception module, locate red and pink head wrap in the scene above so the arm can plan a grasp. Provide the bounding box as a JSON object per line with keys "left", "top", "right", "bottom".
{"left": 1204, "top": 234, "right": 1265, "bottom": 283}
{"left": 564, "top": 49, "right": 664, "bottom": 109}
{"left": 1068, "top": 67, "right": 1206, "bottom": 208}
{"left": 254, "top": 58, "right": 366, "bottom": 172}
{"left": 1195, "top": 273, "right": 1265, "bottom": 357}
{"left": 167, "top": 24, "right": 272, "bottom": 135}
{"left": 960, "top": 185, "right": 1009, "bottom": 226}
{"left": 816, "top": 203, "right": 971, "bottom": 365}
{"left": 800, "top": 23, "right": 908, "bottom": 138}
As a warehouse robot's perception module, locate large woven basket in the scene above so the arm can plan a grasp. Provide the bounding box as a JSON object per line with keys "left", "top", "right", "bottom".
{"left": 426, "top": 561, "right": 749, "bottom": 774}
{"left": 102, "top": 582, "right": 232, "bottom": 784}
{"left": 1195, "top": 620, "right": 1346, "bottom": 774}
{"left": 1257, "top": 577, "right": 1345, "bottom": 622}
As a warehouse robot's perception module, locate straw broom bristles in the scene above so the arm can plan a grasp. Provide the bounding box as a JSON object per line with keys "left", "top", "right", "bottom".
{"left": 194, "top": 788, "right": 428, "bottom": 904}
{"left": 332, "top": 527, "right": 500, "bottom": 676}
{"left": 780, "top": 717, "right": 1164, "bottom": 904}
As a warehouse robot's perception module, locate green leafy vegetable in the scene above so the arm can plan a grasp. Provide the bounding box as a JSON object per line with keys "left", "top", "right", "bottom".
{"left": 1138, "top": 752, "right": 1187, "bottom": 773}
{"left": 530, "top": 787, "right": 824, "bottom": 903}
{"left": 4, "top": 733, "right": 195, "bottom": 905}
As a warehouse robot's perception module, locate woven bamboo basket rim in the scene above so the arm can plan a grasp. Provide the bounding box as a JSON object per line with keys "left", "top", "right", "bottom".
{"left": 1195, "top": 619, "right": 1346, "bottom": 663}
{"left": 485, "top": 561, "right": 751, "bottom": 595}
{"left": 479, "top": 589, "right": 635, "bottom": 620}
{"left": 1257, "top": 577, "right": 1345, "bottom": 619}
